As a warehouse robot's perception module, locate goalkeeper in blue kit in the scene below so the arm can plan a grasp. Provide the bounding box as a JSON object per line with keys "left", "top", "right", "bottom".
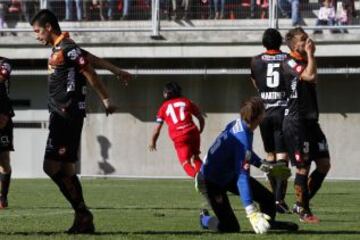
{"left": 195, "top": 97, "right": 297, "bottom": 233}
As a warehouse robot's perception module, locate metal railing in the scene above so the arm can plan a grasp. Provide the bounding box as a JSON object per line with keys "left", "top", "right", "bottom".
{"left": 0, "top": 0, "right": 360, "bottom": 35}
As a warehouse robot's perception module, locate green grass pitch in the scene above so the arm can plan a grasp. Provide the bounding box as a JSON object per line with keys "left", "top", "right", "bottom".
{"left": 0, "top": 179, "right": 359, "bottom": 239}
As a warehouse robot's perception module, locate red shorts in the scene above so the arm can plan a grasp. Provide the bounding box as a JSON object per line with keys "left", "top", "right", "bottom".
{"left": 173, "top": 128, "right": 200, "bottom": 162}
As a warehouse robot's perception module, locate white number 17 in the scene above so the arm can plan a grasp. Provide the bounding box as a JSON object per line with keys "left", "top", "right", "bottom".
{"left": 166, "top": 101, "right": 186, "bottom": 124}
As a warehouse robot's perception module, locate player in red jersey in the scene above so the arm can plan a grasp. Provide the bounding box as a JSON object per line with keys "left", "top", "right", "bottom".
{"left": 149, "top": 82, "right": 205, "bottom": 178}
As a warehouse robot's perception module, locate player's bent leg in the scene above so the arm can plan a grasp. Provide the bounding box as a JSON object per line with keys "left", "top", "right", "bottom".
{"left": 0, "top": 151, "right": 11, "bottom": 209}
{"left": 202, "top": 182, "right": 240, "bottom": 232}
{"left": 308, "top": 157, "right": 330, "bottom": 200}
{"left": 249, "top": 177, "right": 276, "bottom": 220}
{"left": 181, "top": 160, "right": 197, "bottom": 178}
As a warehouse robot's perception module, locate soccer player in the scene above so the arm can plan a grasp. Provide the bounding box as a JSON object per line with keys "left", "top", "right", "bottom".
{"left": 0, "top": 57, "right": 15, "bottom": 209}
{"left": 31, "top": 9, "right": 117, "bottom": 233}
{"left": 149, "top": 82, "right": 205, "bottom": 178}
{"left": 250, "top": 28, "right": 291, "bottom": 213}
{"left": 196, "top": 97, "right": 297, "bottom": 234}
{"left": 282, "top": 27, "right": 331, "bottom": 223}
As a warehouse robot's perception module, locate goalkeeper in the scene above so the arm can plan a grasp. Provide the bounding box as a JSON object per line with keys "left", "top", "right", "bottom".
{"left": 196, "top": 97, "right": 297, "bottom": 233}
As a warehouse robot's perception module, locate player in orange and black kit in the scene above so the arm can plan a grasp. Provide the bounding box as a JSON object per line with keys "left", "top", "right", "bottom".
{"left": 149, "top": 82, "right": 205, "bottom": 178}
{"left": 0, "top": 57, "right": 15, "bottom": 209}
{"left": 250, "top": 28, "right": 291, "bottom": 214}
{"left": 31, "top": 9, "right": 118, "bottom": 234}
{"left": 282, "top": 27, "right": 330, "bottom": 224}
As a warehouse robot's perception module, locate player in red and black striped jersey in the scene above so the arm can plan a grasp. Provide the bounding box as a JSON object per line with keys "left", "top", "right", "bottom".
{"left": 250, "top": 29, "right": 291, "bottom": 214}
{"left": 31, "top": 9, "right": 121, "bottom": 234}
{"left": 149, "top": 82, "right": 205, "bottom": 178}
{"left": 282, "top": 27, "right": 330, "bottom": 224}
{"left": 0, "top": 57, "right": 15, "bottom": 209}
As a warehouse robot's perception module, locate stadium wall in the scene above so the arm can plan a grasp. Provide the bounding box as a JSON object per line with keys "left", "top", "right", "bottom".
{"left": 8, "top": 72, "right": 360, "bottom": 179}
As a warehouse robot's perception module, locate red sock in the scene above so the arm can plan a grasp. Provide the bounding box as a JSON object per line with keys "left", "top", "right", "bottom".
{"left": 182, "top": 162, "right": 197, "bottom": 178}
{"left": 193, "top": 159, "right": 203, "bottom": 173}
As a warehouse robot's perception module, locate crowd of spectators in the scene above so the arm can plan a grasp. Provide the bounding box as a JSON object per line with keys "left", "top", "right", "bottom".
{"left": 0, "top": 0, "right": 358, "bottom": 35}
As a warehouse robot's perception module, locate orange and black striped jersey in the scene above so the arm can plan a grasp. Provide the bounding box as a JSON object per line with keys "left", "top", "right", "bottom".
{"left": 282, "top": 52, "right": 319, "bottom": 121}
{"left": 48, "top": 32, "right": 88, "bottom": 119}
{"left": 0, "top": 57, "right": 14, "bottom": 117}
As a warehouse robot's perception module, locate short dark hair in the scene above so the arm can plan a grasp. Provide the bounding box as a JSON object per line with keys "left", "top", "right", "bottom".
{"left": 262, "top": 28, "right": 283, "bottom": 50}
{"left": 285, "top": 27, "right": 306, "bottom": 50}
{"left": 163, "top": 81, "right": 182, "bottom": 100}
{"left": 240, "top": 97, "right": 265, "bottom": 124}
{"left": 30, "top": 9, "right": 61, "bottom": 34}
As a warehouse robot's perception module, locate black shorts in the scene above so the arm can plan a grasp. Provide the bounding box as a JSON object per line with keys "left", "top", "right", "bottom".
{"left": 259, "top": 110, "right": 286, "bottom": 153}
{"left": 44, "top": 112, "right": 84, "bottom": 162}
{"left": 303, "top": 120, "right": 330, "bottom": 161}
{"left": 283, "top": 118, "right": 330, "bottom": 168}
{"left": 0, "top": 119, "right": 14, "bottom": 152}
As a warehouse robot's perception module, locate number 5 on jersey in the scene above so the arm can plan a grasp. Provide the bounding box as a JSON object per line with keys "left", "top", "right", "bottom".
{"left": 266, "top": 63, "right": 280, "bottom": 88}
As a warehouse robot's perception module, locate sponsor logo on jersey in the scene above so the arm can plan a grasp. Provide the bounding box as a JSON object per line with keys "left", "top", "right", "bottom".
{"left": 261, "top": 54, "right": 287, "bottom": 61}
{"left": 287, "top": 59, "right": 297, "bottom": 68}
{"left": 78, "top": 102, "right": 86, "bottom": 109}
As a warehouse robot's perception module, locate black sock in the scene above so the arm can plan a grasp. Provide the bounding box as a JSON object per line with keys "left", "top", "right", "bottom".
{"left": 267, "top": 174, "right": 277, "bottom": 196}
{"left": 294, "top": 173, "right": 309, "bottom": 210}
{"left": 51, "top": 173, "right": 87, "bottom": 212}
{"left": 0, "top": 172, "right": 11, "bottom": 200}
{"left": 276, "top": 179, "right": 288, "bottom": 202}
{"left": 308, "top": 170, "right": 327, "bottom": 200}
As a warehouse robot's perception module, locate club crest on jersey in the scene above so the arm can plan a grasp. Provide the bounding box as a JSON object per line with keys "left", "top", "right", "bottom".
{"left": 295, "top": 65, "right": 303, "bottom": 73}
{"left": 295, "top": 151, "right": 302, "bottom": 162}
{"left": 58, "top": 147, "right": 67, "bottom": 156}
{"left": 67, "top": 48, "right": 82, "bottom": 60}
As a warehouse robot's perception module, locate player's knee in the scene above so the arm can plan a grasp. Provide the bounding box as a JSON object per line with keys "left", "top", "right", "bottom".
{"left": 315, "top": 158, "right": 331, "bottom": 174}
{"left": 0, "top": 165, "right": 11, "bottom": 174}
{"left": 43, "top": 160, "right": 60, "bottom": 177}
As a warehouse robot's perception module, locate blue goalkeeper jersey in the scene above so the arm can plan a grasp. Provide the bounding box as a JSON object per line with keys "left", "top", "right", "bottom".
{"left": 201, "top": 118, "right": 262, "bottom": 208}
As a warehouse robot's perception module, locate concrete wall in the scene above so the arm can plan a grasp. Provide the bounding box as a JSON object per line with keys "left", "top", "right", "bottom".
{"left": 7, "top": 74, "right": 360, "bottom": 179}
{"left": 80, "top": 74, "right": 360, "bottom": 179}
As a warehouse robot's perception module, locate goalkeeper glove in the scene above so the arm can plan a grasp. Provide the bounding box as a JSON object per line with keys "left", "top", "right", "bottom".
{"left": 268, "top": 161, "right": 291, "bottom": 180}
{"left": 246, "top": 203, "right": 271, "bottom": 234}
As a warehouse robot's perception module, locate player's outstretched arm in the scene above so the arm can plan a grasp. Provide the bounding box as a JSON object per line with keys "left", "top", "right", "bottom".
{"left": 301, "top": 38, "right": 317, "bottom": 82}
{"left": 149, "top": 123, "right": 163, "bottom": 151}
{"left": 86, "top": 52, "right": 132, "bottom": 86}
{"left": 82, "top": 64, "right": 117, "bottom": 115}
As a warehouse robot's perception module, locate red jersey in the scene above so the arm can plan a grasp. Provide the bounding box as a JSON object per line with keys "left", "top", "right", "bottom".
{"left": 156, "top": 97, "right": 201, "bottom": 141}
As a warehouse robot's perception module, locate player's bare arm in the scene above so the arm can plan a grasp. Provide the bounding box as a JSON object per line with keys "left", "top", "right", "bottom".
{"left": 250, "top": 77, "right": 258, "bottom": 90}
{"left": 300, "top": 38, "right": 317, "bottom": 82}
{"left": 81, "top": 64, "right": 117, "bottom": 115}
{"left": 86, "top": 52, "right": 132, "bottom": 86}
{"left": 149, "top": 123, "right": 163, "bottom": 151}
{"left": 196, "top": 114, "right": 205, "bottom": 134}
